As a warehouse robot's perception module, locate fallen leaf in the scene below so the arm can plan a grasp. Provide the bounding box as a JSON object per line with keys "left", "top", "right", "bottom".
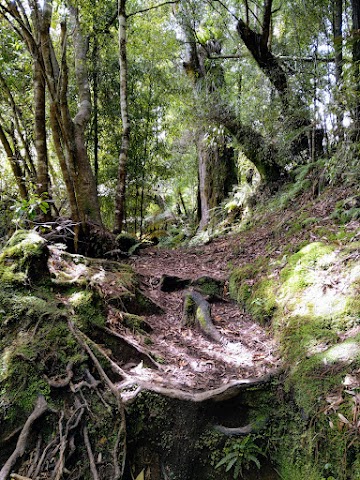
{"left": 338, "top": 413, "right": 350, "bottom": 424}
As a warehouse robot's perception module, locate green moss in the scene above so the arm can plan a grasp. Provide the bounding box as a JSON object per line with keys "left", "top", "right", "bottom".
{"left": 69, "top": 290, "right": 105, "bottom": 330}
{"left": 0, "top": 230, "right": 48, "bottom": 284}
{"left": 196, "top": 307, "right": 206, "bottom": 328}
{"left": 192, "top": 276, "right": 224, "bottom": 296}
{"left": 116, "top": 232, "right": 138, "bottom": 252}
{"left": 122, "top": 313, "right": 149, "bottom": 334}
{"left": 229, "top": 262, "right": 277, "bottom": 323}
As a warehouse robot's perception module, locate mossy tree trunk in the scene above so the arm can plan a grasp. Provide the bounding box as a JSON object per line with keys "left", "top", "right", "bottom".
{"left": 197, "top": 133, "right": 237, "bottom": 230}
{"left": 351, "top": 0, "right": 360, "bottom": 140}
{"left": 114, "top": 0, "right": 130, "bottom": 233}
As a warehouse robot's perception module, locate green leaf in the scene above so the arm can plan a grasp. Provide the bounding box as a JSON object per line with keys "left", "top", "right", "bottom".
{"left": 216, "top": 452, "right": 237, "bottom": 469}
{"left": 247, "top": 454, "right": 261, "bottom": 469}
{"left": 233, "top": 461, "right": 242, "bottom": 479}
{"left": 225, "top": 456, "right": 238, "bottom": 472}
{"left": 135, "top": 469, "right": 145, "bottom": 480}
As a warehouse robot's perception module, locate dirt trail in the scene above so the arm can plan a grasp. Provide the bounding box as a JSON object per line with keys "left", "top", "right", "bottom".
{"left": 126, "top": 186, "right": 350, "bottom": 395}
{"left": 126, "top": 239, "right": 280, "bottom": 395}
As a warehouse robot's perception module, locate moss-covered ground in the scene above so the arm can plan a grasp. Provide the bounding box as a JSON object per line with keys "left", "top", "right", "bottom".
{"left": 0, "top": 231, "right": 131, "bottom": 479}
{"left": 228, "top": 183, "right": 360, "bottom": 480}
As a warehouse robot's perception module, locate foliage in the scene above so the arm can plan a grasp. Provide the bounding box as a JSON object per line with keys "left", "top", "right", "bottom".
{"left": 215, "top": 436, "right": 266, "bottom": 479}
{"left": 11, "top": 194, "right": 50, "bottom": 228}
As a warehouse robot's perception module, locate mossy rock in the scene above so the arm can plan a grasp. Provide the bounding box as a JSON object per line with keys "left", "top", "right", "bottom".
{"left": 229, "top": 261, "right": 276, "bottom": 323}
{"left": 122, "top": 313, "right": 152, "bottom": 334}
{"left": 191, "top": 276, "right": 224, "bottom": 297}
{"left": 0, "top": 230, "right": 49, "bottom": 284}
{"left": 116, "top": 232, "right": 138, "bottom": 252}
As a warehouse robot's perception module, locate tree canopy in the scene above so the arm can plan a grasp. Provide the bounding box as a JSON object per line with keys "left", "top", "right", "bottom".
{"left": 0, "top": 0, "right": 359, "bottom": 240}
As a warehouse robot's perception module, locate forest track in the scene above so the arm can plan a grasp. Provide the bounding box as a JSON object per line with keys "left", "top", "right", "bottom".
{"left": 123, "top": 242, "right": 281, "bottom": 397}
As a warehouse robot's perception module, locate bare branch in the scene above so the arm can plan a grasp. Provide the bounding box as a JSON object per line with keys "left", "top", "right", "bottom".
{"left": 211, "top": 0, "right": 239, "bottom": 21}
{"left": 128, "top": 0, "right": 179, "bottom": 18}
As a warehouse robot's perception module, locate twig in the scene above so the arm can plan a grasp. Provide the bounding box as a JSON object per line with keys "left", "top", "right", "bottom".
{"left": 128, "top": 0, "right": 179, "bottom": 18}
{"left": 10, "top": 475, "right": 32, "bottom": 480}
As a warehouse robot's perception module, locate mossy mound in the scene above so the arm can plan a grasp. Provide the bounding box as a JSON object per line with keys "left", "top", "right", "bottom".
{"left": 0, "top": 231, "right": 141, "bottom": 479}
{"left": 229, "top": 237, "right": 360, "bottom": 479}
{"left": 0, "top": 230, "right": 49, "bottom": 284}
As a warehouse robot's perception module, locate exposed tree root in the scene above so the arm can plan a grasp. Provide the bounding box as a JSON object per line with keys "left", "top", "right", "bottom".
{"left": 102, "top": 326, "right": 161, "bottom": 369}
{"left": 182, "top": 290, "right": 224, "bottom": 343}
{"left": 68, "top": 320, "right": 127, "bottom": 479}
{"left": 83, "top": 425, "right": 100, "bottom": 480}
{"left": 44, "top": 361, "right": 74, "bottom": 388}
{"left": 0, "top": 396, "right": 49, "bottom": 480}
{"left": 214, "top": 424, "right": 254, "bottom": 436}
{"left": 116, "top": 368, "right": 281, "bottom": 403}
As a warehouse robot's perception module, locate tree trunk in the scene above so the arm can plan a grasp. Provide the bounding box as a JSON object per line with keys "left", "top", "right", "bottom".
{"left": 351, "top": 0, "right": 360, "bottom": 139}
{"left": 33, "top": 55, "right": 51, "bottom": 220}
{"left": 197, "top": 133, "right": 237, "bottom": 230}
{"left": 333, "top": 0, "right": 343, "bottom": 137}
{"left": 71, "top": 4, "right": 103, "bottom": 226}
{"left": 114, "top": 0, "right": 130, "bottom": 233}
{"left": 92, "top": 34, "right": 99, "bottom": 187}
{"left": 2, "top": 0, "right": 103, "bottom": 228}
{"left": 236, "top": 1, "right": 312, "bottom": 151}
{"left": 212, "top": 106, "right": 282, "bottom": 184}
{"left": 0, "top": 123, "right": 28, "bottom": 200}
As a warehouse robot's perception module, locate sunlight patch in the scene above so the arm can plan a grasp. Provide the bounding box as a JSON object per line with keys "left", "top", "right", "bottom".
{"left": 322, "top": 341, "right": 360, "bottom": 364}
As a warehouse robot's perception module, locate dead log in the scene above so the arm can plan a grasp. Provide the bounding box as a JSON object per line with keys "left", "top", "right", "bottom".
{"left": 182, "top": 290, "right": 223, "bottom": 343}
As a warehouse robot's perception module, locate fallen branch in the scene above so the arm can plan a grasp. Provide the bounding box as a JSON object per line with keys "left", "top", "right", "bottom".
{"left": 182, "top": 290, "right": 223, "bottom": 343}
{"left": 0, "top": 396, "right": 49, "bottom": 480}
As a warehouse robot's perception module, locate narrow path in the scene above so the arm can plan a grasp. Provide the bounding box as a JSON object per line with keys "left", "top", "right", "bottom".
{"left": 125, "top": 242, "right": 280, "bottom": 394}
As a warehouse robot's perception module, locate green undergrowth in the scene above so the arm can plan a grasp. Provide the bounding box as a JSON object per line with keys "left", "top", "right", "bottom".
{"left": 229, "top": 203, "right": 360, "bottom": 479}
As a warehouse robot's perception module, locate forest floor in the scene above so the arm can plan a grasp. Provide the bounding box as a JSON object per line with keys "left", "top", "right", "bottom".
{"left": 125, "top": 185, "right": 355, "bottom": 396}
{"left": 129, "top": 240, "right": 280, "bottom": 394}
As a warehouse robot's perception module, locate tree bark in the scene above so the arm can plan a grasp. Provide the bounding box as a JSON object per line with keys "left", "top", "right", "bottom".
{"left": 70, "top": 4, "right": 103, "bottom": 226}
{"left": 351, "top": 0, "right": 360, "bottom": 139}
{"left": 1, "top": 0, "right": 103, "bottom": 228}
{"left": 114, "top": 0, "right": 130, "bottom": 233}
{"left": 33, "top": 55, "right": 50, "bottom": 202}
{"left": 197, "top": 132, "right": 237, "bottom": 230}
{"left": 333, "top": 0, "right": 343, "bottom": 137}
{"left": 0, "top": 123, "right": 28, "bottom": 200}
{"left": 236, "top": 0, "right": 312, "bottom": 149}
